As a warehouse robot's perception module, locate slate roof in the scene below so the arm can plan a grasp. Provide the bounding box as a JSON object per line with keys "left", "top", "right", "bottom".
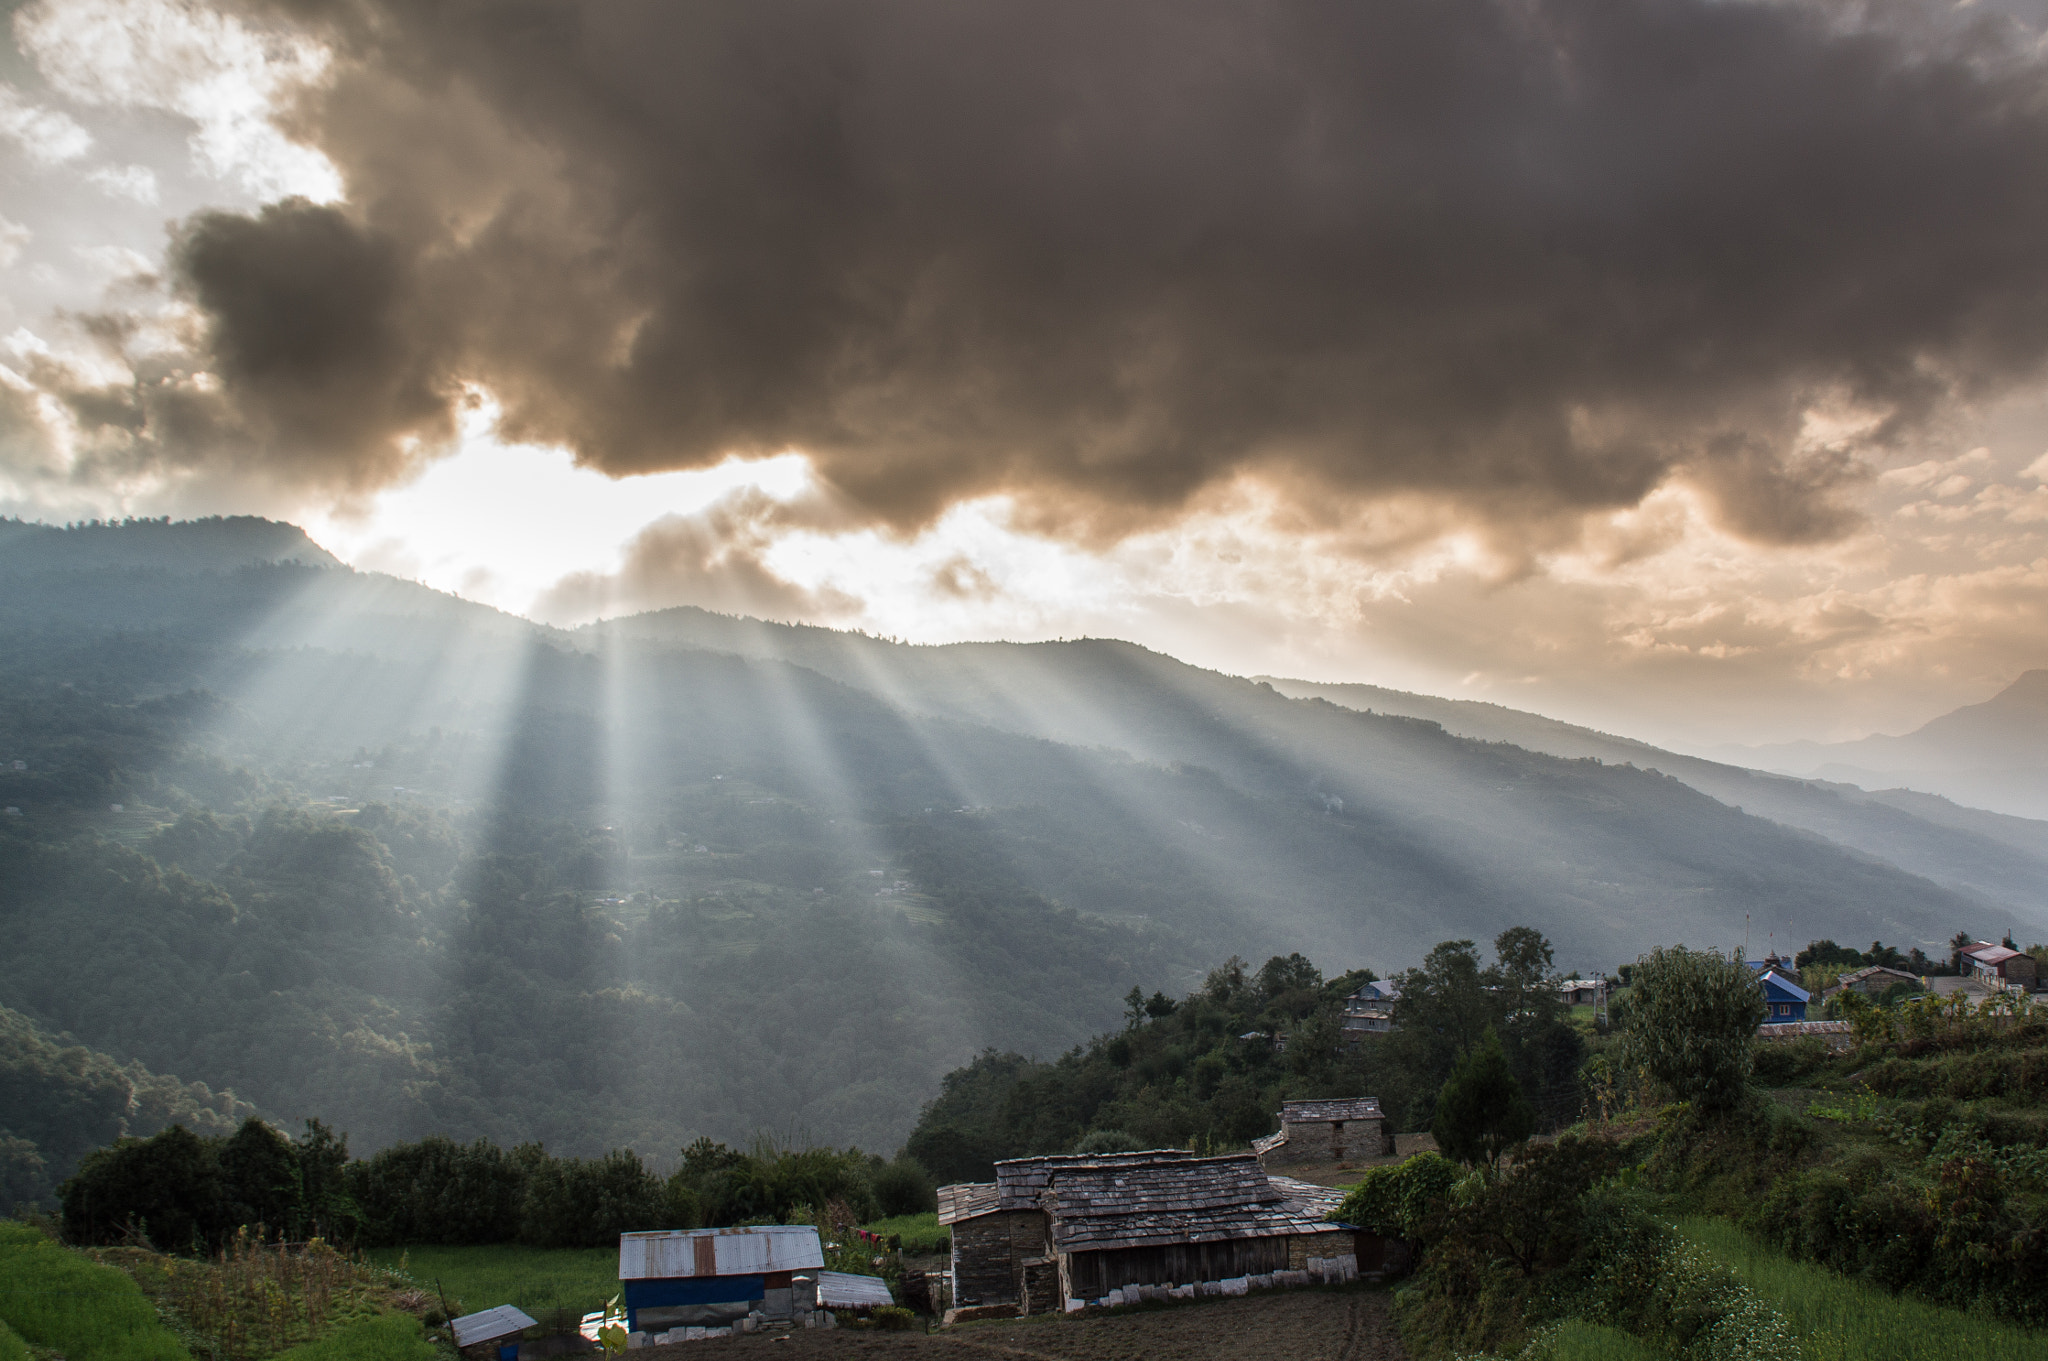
{"left": 992, "top": 1149, "right": 1194, "bottom": 1212}
{"left": 1831, "top": 965, "right": 1922, "bottom": 990}
{"left": 1043, "top": 1153, "right": 1350, "bottom": 1254}
{"left": 1281, "top": 1097, "right": 1383, "bottom": 1123}
{"left": 936, "top": 1181, "right": 1001, "bottom": 1225}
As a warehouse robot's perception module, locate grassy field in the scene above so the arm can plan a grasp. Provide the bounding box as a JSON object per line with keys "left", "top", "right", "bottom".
{"left": 0, "top": 1223, "right": 191, "bottom": 1361}
{"left": 367, "top": 1244, "right": 620, "bottom": 1330}
{"left": 274, "top": 1313, "right": 436, "bottom": 1361}
{"left": 0, "top": 1318, "right": 30, "bottom": 1361}
{"left": 1678, "top": 1216, "right": 2048, "bottom": 1361}
{"left": 859, "top": 1213, "right": 948, "bottom": 1253}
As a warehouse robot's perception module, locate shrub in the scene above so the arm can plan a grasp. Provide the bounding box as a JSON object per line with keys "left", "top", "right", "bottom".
{"left": 1072, "top": 1129, "right": 1144, "bottom": 1155}
{"left": 1330, "top": 1150, "right": 1461, "bottom": 1241}
{"left": 870, "top": 1158, "right": 936, "bottom": 1217}
{"left": 871, "top": 1306, "right": 915, "bottom": 1331}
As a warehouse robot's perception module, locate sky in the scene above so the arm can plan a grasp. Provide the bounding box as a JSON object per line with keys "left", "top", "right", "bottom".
{"left": 10, "top": 0, "right": 2048, "bottom": 752}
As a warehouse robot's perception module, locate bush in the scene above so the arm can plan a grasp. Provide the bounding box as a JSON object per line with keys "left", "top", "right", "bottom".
{"left": 1330, "top": 1150, "right": 1461, "bottom": 1241}
{"left": 871, "top": 1158, "right": 935, "bottom": 1217}
{"left": 871, "top": 1306, "right": 915, "bottom": 1331}
{"left": 1072, "top": 1129, "right": 1144, "bottom": 1155}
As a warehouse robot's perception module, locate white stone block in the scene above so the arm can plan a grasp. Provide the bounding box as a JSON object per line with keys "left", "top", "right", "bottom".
{"left": 627, "top": 1333, "right": 646, "bottom": 1350}
{"left": 1221, "top": 1276, "right": 1248, "bottom": 1296}
{"left": 1106, "top": 1289, "right": 1125, "bottom": 1307}
{"left": 1170, "top": 1285, "right": 1193, "bottom": 1300}
{"left": 1065, "top": 1298, "right": 1086, "bottom": 1313}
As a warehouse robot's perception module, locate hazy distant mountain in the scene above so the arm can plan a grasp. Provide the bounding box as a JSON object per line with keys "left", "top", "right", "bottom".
{"left": 591, "top": 607, "right": 2048, "bottom": 951}
{"left": 1260, "top": 676, "right": 2048, "bottom": 920}
{"left": 1715, "top": 671, "right": 2048, "bottom": 819}
{"left": 4, "top": 518, "right": 2042, "bottom": 1162}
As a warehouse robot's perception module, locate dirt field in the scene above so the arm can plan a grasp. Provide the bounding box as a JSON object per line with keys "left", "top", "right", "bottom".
{"left": 630, "top": 1285, "right": 1407, "bottom": 1361}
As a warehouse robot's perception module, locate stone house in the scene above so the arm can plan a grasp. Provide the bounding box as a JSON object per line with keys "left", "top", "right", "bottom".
{"left": 1252, "top": 1097, "right": 1393, "bottom": 1166}
{"left": 937, "top": 1150, "right": 1358, "bottom": 1315}
{"left": 1961, "top": 942, "right": 2040, "bottom": 988}
{"left": 1825, "top": 965, "right": 1923, "bottom": 998}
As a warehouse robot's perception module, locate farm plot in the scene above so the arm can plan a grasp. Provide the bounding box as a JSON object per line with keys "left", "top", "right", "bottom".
{"left": 635, "top": 1285, "right": 1403, "bottom": 1361}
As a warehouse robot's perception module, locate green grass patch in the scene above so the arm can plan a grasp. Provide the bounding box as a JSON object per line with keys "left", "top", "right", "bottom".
{"left": 367, "top": 1244, "right": 619, "bottom": 1330}
{"left": 0, "top": 1222, "right": 191, "bottom": 1361}
{"left": 1677, "top": 1216, "right": 2048, "bottom": 1361}
{"left": 0, "top": 1317, "right": 31, "bottom": 1361}
{"left": 274, "top": 1313, "right": 436, "bottom": 1361}
{"left": 858, "top": 1213, "right": 947, "bottom": 1253}
{"left": 1541, "top": 1318, "right": 1664, "bottom": 1360}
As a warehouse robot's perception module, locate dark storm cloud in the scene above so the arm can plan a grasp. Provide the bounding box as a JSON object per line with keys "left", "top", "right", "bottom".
{"left": 146, "top": 0, "right": 2048, "bottom": 540}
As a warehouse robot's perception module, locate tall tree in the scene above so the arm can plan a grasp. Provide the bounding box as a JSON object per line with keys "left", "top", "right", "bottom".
{"left": 1616, "top": 946, "right": 1765, "bottom": 1112}
{"left": 1430, "top": 1027, "right": 1534, "bottom": 1172}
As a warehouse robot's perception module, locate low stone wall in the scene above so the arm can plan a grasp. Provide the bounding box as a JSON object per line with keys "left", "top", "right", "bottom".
{"left": 1062, "top": 1254, "right": 1359, "bottom": 1312}
{"left": 627, "top": 1311, "right": 836, "bottom": 1346}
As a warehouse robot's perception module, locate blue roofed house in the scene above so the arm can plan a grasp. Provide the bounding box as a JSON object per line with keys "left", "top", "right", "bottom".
{"left": 1757, "top": 968, "right": 1809, "bottom": 1025}
{"left": 617, "top": 1225, "right": 825, "bottom": 1335}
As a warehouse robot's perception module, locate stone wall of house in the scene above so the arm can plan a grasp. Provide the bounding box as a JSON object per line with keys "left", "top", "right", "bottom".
{"left": 949, "top": 1211, "right": 1049, "bottom": 1308}
{"left": 1286, "top": 1229, "right": 1355, "bottom": 1270}
{"left": 1264, "top": 1117, "right": 1390, "bottom": 1165}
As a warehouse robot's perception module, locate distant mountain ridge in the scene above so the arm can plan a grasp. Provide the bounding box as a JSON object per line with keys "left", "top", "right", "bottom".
{"left": 1714, "top": 670, "right": 2048, "bottom": 819}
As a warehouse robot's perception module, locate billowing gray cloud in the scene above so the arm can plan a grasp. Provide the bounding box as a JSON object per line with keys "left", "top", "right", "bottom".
{"left": 76, "top": 0, "right": 2048, "bottom": 542}
{"left": 529, "top": 487, "right": 859, "bottom": 626}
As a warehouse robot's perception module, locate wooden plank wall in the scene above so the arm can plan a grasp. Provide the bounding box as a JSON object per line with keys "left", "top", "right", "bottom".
{"left": 1066, "top": 1236, "right": 1293, "bottom": 1298}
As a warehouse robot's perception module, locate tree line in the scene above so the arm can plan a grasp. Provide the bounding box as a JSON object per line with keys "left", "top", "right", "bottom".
{"left": 904, "top": 929, "right": 1588, "bottom": 1183}
{"left": 58, "top": 1120, "right": 938, "bottom": 1254}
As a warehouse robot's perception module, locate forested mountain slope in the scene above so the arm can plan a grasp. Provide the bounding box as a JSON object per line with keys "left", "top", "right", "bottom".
{"left": 1260, "top": 675, "right": 2048, "bottom": 924}
{"left": 0, "top": 520, "right": 2033, "bottom": 1167}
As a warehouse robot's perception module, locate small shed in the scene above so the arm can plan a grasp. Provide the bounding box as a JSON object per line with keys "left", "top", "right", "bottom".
{"left": 1557, "top": 979, "right": 1603, "bottom": 1006}
{"left": 618, "top": 1225, "right": 825, "bottom": 1333}
{"left": 1758, "top": 969, "right": 1810, "bottom": 1024}
{"left": 816, "top": 1271, "right": 895, "bottom": 1313}
{"left": 450, "top": 1305, "right": 536, "bottom": 1356}
{"left": 1254, "top": 1098, "right": 1392, "bottom": 1166}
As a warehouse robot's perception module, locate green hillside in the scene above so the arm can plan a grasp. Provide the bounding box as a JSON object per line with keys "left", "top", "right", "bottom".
{"left": 0, "top": 517, "right": 2034, "bottom": 1169}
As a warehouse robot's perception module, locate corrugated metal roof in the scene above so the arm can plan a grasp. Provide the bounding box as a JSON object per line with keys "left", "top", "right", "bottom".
{"left": 618, "top": 1226, "right": 824, "bottom": 1280}
{"left": 1281, "top": 1097, "right": 1383, "bottom": 1123}
{"left": 451, "top": 1305, "right": 537, "bottom": 1348}
{"left": 816, "top": 1271, "right": 895, "bottom": 1309}
{"left": 1759, "top": 970, "right": 1810, "bottom": 1002}
{"left": 936, "top": 1181, "right": 1001, "bottom": 1225}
